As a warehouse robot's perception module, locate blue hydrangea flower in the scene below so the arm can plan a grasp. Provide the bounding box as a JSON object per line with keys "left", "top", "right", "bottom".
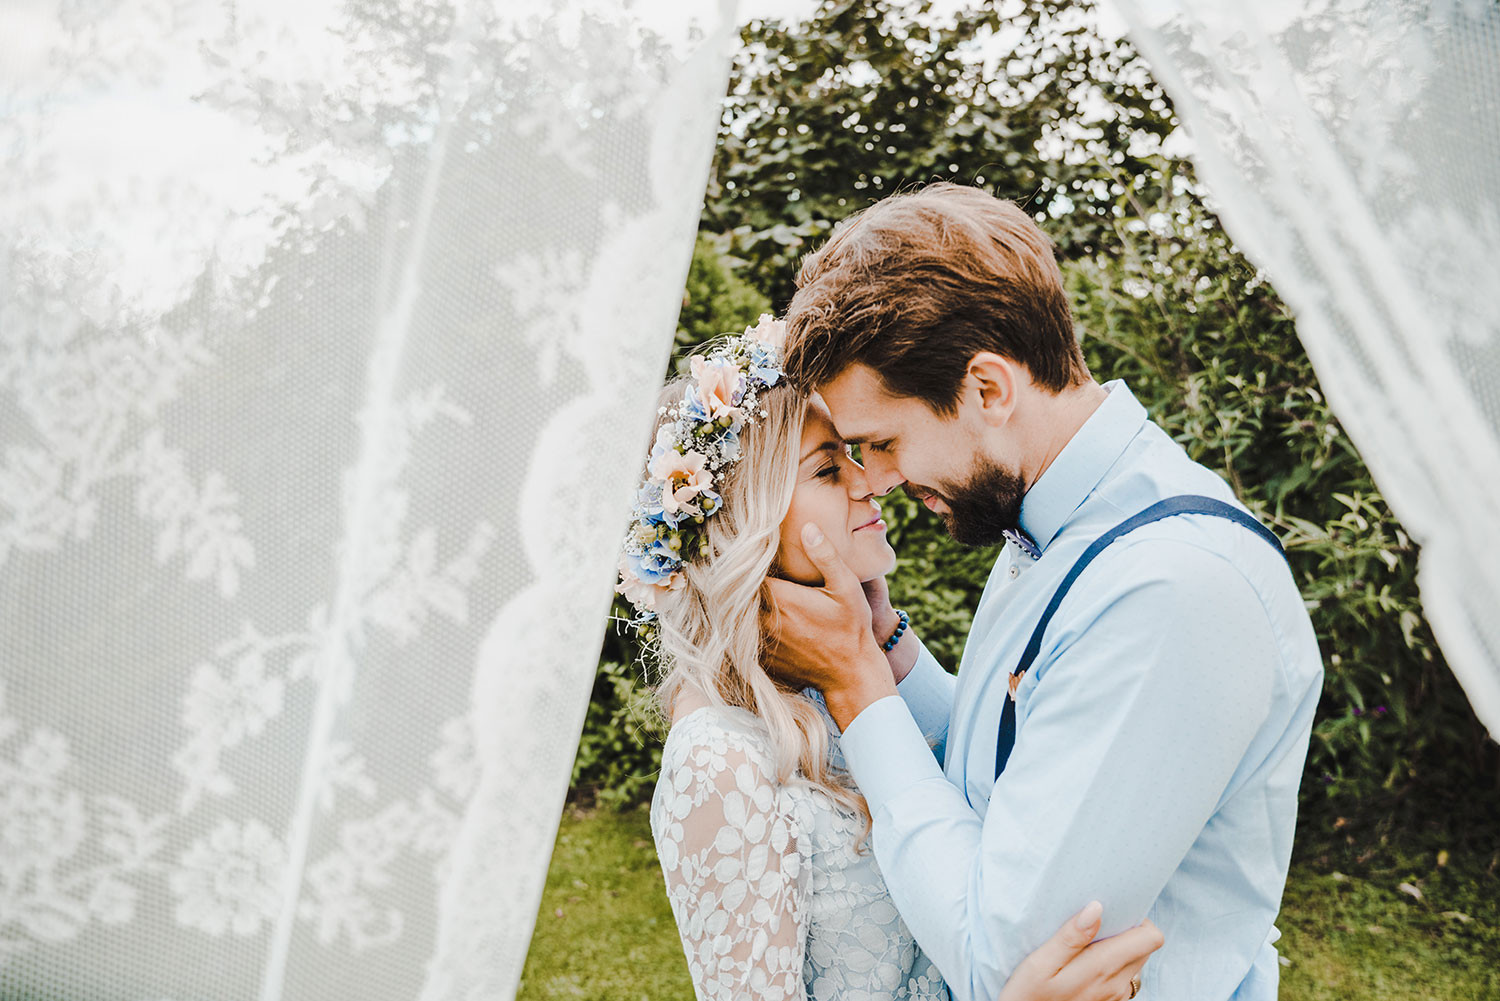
{"left": 644, "top": 533, "right": 684, "bottom": 563}
{"left": 626, "top": 547, "right": 680, "bottom": 585}
{"left": 749, "top": 341, "right": 782, "bottom": 386}
{"left": 634, "top": 481, "right": 667, "bottom": 526}
{"left": 679, "top": 385, "right": 708, "bottom": 424}
{"left": 714, "top": 426, "right": 742, "bottom": 463}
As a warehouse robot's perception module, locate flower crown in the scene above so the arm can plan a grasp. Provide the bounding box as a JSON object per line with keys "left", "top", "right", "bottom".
{"left": 616, "top": 315, "right": 788, "bottom": 634}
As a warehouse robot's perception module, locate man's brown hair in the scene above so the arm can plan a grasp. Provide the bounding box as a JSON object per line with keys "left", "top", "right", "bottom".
{"left": 782, "top": 183, "right": 1088, "bottom": 413}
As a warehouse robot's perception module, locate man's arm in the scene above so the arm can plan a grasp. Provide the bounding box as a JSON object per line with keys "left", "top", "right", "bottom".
{"left": 838, "top": 539, "right": 1279, "bottom": 1001}
{"left": 894, "top": 634, "right": 955, "bottom": 765}
{"left": 862, "top": 572, "right": 956, "bottom": 764}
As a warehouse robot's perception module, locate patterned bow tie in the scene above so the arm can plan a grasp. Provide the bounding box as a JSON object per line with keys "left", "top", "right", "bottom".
{"left": 1002, "top": 527, "right": 1043, "bottom": 560}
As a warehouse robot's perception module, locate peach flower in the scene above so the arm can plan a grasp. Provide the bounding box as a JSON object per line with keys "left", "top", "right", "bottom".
{"left": 649, "top": 449, "right": 715, "bottom": 517}
{"left": 745, "top": 313, "right": 786, "bottom": 350}
{"left": 690, "top": 356, "right": 743, "bottom": 424}
{"left": 616, "top": 557, "right": 685, "bottom": 612}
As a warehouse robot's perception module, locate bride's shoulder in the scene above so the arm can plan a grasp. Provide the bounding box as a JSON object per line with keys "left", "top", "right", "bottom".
{"left": 653, "top": 704, "right": 809, "bottom": 849}
{"left": 659, "top": 703, "right": 777, "bottom": 780}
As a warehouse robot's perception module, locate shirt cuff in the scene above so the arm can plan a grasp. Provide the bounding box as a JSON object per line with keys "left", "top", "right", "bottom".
{"left": 839, "top": 695, "right": 948, "bottom": 816}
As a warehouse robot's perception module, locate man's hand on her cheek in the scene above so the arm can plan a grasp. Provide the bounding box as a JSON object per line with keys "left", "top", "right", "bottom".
{"left": 761, "top": 523, "right": 898, "bottom": 730}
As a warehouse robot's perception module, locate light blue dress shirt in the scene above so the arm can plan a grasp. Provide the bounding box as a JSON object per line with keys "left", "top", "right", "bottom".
{"left": 847, "top": 380, "right": 1324, "bottom": 1001}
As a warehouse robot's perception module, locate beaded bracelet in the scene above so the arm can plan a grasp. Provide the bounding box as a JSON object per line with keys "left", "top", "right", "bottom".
{"left": 881, "top": 609, "right": 910, "bottom": 652}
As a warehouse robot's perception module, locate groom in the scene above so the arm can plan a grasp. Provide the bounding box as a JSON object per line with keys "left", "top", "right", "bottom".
{"left": 765, "top": 183, "right": 1323, "bottom": 1001}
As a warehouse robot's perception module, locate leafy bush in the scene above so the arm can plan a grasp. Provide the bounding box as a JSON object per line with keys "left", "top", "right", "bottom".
{"left": 675, "top": 232, "right": 773, "bottom": 353}
{"left": 569, "top": 659, "right": 665, "bottom": 810}
{"left": 709, "top": 0, "right": 1173, "bottom": 306}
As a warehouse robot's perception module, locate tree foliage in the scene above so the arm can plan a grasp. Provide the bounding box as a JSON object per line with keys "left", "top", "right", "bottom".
{"left": 575, "top": 0, "right": 1499, "bottom": 838}
{"left": 708, "top": 0, "right": 1174, "bottom": 305}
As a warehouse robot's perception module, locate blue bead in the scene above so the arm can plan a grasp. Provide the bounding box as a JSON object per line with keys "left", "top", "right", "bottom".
{"left": 882, "top": 610, "right": 909, "bottom": 651}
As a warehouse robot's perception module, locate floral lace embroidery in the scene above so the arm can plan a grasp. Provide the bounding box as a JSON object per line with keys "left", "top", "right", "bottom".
{"left": 651, "top": 706, "right": 946, "bottom": 1001}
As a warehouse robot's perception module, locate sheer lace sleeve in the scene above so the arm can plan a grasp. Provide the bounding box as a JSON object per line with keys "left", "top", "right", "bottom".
{"left": 651, "top": 710, "right": 810, "bottom": 1001}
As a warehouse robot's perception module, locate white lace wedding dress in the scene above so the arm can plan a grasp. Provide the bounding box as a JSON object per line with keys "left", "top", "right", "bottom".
{"left": 651, "top": 700, "right": 948, "bottom": 1001}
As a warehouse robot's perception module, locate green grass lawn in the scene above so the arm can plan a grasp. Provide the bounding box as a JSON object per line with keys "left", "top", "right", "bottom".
{"left": 519, "top": 805, "right": 1500, "bottom": 1001}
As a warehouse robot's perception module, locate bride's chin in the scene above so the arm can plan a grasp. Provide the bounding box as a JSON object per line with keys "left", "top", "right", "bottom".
{"left": 856, "top": 544, "right": 898, "bottom": 583}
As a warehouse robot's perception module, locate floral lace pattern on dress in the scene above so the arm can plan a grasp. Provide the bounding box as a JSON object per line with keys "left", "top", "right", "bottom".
{"left": 651, "top": 705, "right": 947, "bottom": 1001}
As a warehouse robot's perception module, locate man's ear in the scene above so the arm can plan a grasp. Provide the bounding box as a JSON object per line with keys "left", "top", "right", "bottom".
{"left": 964, "top": 352, "right": 1021, "bottom": 427}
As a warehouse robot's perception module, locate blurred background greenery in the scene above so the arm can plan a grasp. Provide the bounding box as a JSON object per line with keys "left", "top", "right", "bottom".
{"left": 579, "top": 0, "right": 1500, "bottom": 846}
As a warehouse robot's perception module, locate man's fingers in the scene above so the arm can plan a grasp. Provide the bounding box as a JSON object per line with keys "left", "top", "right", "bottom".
{"left": 762, "top": 575, "right": 794, "bottom": 610}
{"left": 1119, "top": 954, "right": 1150, "bottom": 991}
{"left": 1014, "top": 916, "right": 1161, "bottom": 1001}
{"left": 1034, "top": 901, "right": 1104, "bottom": 976}
{"left": 1082, "top": 919, "right": 1164, "bottom": 980}
{"left": 800, "top": 522, "right": 862, "bottom": 598}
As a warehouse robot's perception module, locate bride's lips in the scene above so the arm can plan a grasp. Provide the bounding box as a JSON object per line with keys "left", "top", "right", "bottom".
{"left": 854, "top": 514, "right": 885, "bottom": 532}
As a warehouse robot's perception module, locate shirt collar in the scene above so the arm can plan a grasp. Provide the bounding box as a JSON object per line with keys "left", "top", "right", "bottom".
{"left": 1016, "top": 380, "right": 1148, "bottom": 554}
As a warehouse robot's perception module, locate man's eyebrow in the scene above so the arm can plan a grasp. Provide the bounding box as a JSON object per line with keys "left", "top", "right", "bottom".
{"left": 799, "top": 439, "right": 841, "bottom": 463}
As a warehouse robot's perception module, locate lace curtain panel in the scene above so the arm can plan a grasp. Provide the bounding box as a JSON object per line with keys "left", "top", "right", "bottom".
{"left": 1111, "top": 0, "right": 1500, "bottom": 740}
{"left": 0, "top": 1, "right": 737, "bottom": 998}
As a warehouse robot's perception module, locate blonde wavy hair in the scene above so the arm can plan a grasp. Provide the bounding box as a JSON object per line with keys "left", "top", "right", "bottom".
{"left": 642, "top": 368, "right": 871, "bottom": 843}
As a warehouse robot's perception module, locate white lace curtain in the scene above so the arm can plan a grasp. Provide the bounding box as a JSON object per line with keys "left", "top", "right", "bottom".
{"left": 1111, "top": 0, "right": 1500, "bottom": 741}
{"left": 0, "top": 1, "right": 736, "bottom": 998}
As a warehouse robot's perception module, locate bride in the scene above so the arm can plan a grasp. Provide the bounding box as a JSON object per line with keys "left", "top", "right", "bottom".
{"left": 617, "top": 318, "right": 1162, "bottom": 1001}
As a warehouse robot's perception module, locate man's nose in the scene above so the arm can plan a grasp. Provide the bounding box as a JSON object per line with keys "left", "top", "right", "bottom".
{"left": 861, "top": 452, "right": 904, "bottom": 497}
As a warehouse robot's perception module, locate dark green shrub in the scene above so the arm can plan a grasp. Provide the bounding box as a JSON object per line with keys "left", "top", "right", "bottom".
{"left": 674, "top": 232, "right": 773, "bottom": 353}
{"left": 709, "top": 0, "right": 1172, "bottom": 307}
{"left": 569, "top": 659, "right": 665, "bottom": 810}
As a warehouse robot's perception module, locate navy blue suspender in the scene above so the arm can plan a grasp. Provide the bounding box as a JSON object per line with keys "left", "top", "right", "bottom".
{"left": 993, "top": 495, "right": 1289, "bottom": 781}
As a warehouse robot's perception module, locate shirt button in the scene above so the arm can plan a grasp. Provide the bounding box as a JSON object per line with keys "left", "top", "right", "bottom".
{"left": 1008, "top": 564, "right": 1020, "bottom": 579}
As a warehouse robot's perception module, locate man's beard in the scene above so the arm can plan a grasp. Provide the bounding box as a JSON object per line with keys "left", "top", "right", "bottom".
{"left": 908, "top": 456, "right": 1026, "bottom": 548}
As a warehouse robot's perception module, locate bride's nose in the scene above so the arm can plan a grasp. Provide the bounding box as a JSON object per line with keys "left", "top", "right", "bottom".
{"left": 845, "top": 458, "right": 875, "bottom": 502}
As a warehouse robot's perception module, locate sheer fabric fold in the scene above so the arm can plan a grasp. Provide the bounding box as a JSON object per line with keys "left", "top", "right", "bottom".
{"left": 0, "top": 1, "right": 737, "bottom": 998}
{"left": 1112, "top": 0, "right": 1500, "bottom": 739}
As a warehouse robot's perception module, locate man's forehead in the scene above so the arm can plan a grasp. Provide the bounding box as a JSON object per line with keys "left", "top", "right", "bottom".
{"left": 818, "top": 364, "right": 899, "bottom": 438}
{"left": 818, "top": 364, "right": 889, "bottom": 408}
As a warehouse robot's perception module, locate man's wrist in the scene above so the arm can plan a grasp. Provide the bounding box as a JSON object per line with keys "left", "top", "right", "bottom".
{"left": 824, "top": 652, "right": 899, "bottom": 731}
{"left": 873, "top": 607, "right": 918, "bottom": 683}
{"left": 886, "top": 624, "right": 919, "bottom": 683}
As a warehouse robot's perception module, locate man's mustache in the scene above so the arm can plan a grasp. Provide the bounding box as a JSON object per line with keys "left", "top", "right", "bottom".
{"left": 901, "top": 483, "right": 944, "bottom": 505}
